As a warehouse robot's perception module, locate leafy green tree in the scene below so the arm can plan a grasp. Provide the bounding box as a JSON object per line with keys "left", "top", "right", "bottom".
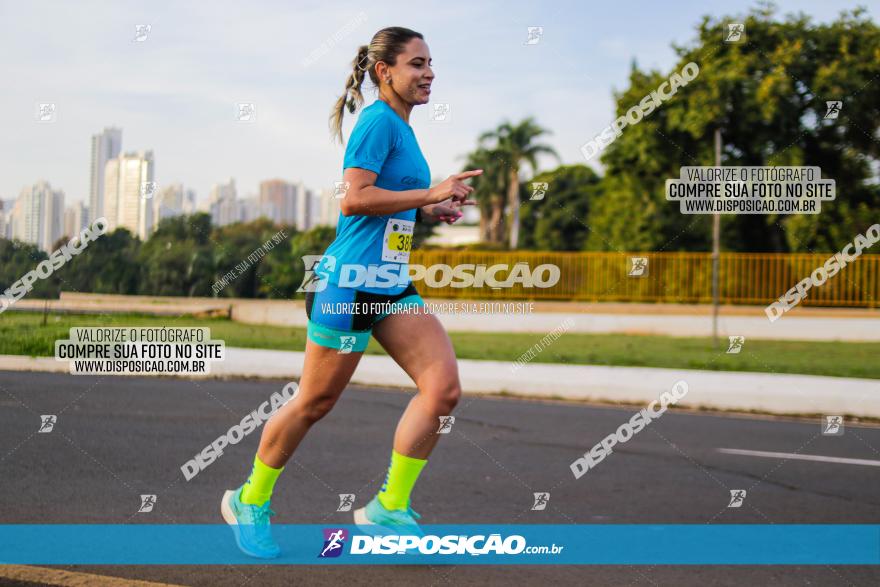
{"left": 138, "top": 215, "right": 216, "bottom": 296}
{"left": 520, "top": 165, "right": 601, "bottom": 251}
{"left": 0, "top": 240, "right": 59, "bottom": 300}
{"left": 210, "top": 218, "right": 283, "bottom": 298}
{"left": 65, "top": 228, "right": 142, "bottom": 294}
{"left": 261, "top": 225, "right": 336, "bottom": 299}
{"left": 589, "top": 5, "right": 880, "bottom": 252}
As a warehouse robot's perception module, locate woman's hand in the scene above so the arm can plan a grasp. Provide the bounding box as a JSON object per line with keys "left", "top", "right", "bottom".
{"left": 421, "top": 197, "right": 476, "bottom": 224}
{"left": 425, "top": 169, "right": 482, "bottom": 205}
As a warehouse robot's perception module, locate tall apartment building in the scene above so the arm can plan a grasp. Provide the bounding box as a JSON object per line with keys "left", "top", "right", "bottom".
{"left": 155, "top": 183, "right": 182, "bottom": 223}
{"left": 63, "top": 201, "right": 89, "bottom": 239}
{"left": 88, "top": 127, "right": 122, "bottom": 224}
{"left": 0, "top": 200, "right": 8, "bottom": 239}
{"left": 258, "top": 179, "right": 295, "bottom": 225}
{"left": 182, "top": 188, "right": 197, "bottom": 215}
{"left": 103, "top": 150, "right": 155, "bottom": 240}
{"left": 293, "top": 181, "right": 314, "bottom": 231}
{"left": 317, "top": 187, "right": 341, "bottom": 228}
{"left": 9, "top": 181, "right": 65, "bottom": 251}
{"left": 208, "top": 178, "right": 238, "bottom": 227}
{"left": 154, "top": 183, "right": 197, "bottom": 225}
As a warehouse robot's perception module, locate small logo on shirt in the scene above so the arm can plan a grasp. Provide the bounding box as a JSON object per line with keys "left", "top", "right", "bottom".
{"left": 400, "top": 176, "right": 422, "bottom": 186}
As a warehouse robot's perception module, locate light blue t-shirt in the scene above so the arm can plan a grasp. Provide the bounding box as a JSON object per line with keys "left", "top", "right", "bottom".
{"left": 318, "top": 99, "right": 431, "bottom": 295}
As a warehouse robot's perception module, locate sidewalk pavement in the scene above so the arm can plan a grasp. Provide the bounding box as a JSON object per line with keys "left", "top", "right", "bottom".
{"left": 10, "top": 292, "right": 879, "bottom": 342}
{"left": 3, "top": 347, "right": 877, "bottom": 418}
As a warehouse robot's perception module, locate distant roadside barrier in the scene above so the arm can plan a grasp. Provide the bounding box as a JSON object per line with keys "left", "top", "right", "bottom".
{"left": 409, "top": 251, "right": 879, "bottom": 308}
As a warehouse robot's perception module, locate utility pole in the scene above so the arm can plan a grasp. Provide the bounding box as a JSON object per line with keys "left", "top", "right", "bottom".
{"left": 712, "top": 128, "right": 722, "bottom": 347}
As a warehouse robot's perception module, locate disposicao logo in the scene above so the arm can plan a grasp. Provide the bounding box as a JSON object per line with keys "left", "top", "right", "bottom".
{"left": 319, "top": 528, "right": 348, "bottom": 558}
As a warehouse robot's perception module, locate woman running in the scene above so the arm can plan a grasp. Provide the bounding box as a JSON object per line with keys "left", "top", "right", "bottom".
{"left": 221, "top": 26, "right": 482, "bottom": 558}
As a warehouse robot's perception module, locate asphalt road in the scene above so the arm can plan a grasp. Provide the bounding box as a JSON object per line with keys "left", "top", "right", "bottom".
{"left": 1, "top": 370, "right": 879, "bottom": 586}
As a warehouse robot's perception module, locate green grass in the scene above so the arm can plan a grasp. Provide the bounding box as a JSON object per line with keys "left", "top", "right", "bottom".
{"left": 1, "top": 311, "right": 877, "bottom": 379}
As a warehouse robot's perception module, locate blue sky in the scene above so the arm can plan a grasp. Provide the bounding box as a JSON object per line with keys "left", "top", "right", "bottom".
{"left": 0, "top": 0, "right": 874, "bottom": 205}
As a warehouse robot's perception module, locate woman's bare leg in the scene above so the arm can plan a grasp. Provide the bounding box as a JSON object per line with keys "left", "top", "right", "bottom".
{"left": 256, "top": 338, "right": 363, "bottom": 468}
{"left": 370, "top": 307, "right": 462, "bottom": 460}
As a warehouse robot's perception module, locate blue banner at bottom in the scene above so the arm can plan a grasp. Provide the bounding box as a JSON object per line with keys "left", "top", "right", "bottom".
{"left": 0, "top": 525, "right": 877, "bottom": 565}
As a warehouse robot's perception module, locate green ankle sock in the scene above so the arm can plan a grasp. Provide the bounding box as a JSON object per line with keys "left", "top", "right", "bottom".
{"left": 377, "top": 449, "right": 427, "bottom": 511}
{"left": 240, "top": 454, "right": 284, "bottom": 506}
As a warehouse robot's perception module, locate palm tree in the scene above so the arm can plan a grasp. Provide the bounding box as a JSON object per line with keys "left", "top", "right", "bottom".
{"left": 478, "top": 118, "right": 559, "bottom": 249}
{"left": 460, "top": 147, "right": 508, "bottom": 244}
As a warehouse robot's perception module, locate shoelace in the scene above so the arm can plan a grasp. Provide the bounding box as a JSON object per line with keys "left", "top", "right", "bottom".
{"left": 252, "top": 502, "right": 276, "bottom": 525}
{"left": 245, "top": 502, "right": 277, "bottom": 548}
{"left": 241, "top": 500, "right": 276, "bottom": 526}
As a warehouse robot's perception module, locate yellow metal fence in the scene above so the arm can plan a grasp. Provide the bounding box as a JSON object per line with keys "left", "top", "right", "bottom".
{"left": 408, "top": 251, "right": 880, "bottom": 307}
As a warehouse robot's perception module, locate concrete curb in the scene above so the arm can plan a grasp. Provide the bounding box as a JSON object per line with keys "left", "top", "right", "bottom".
{"left": 2, "top": 347, "right": 877, "bottom": 418}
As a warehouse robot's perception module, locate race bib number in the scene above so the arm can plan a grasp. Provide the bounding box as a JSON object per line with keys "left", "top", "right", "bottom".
{"left": 381, "top": 218, "right": 414, "bottom": 263}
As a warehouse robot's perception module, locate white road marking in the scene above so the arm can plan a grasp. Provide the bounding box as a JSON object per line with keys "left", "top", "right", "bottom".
{"left": 718, "top": 448, "right": 880, "bottom": 467}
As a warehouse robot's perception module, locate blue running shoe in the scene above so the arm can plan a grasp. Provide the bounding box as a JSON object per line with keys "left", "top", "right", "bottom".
{"left": 353, "top": 495, "right": 424, "bottom": 538}
{"left": 221, "top": 485, "right": 281, "bottom": 558}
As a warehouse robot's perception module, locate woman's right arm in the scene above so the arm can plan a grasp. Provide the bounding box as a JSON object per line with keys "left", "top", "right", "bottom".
{"left": 340, "top": 168, "right": 482, "bottom": 217}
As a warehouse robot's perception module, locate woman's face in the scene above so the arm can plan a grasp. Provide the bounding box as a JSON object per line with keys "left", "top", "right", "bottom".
{"left": 383, "top": 38, "right": 434, "bottom": 105}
